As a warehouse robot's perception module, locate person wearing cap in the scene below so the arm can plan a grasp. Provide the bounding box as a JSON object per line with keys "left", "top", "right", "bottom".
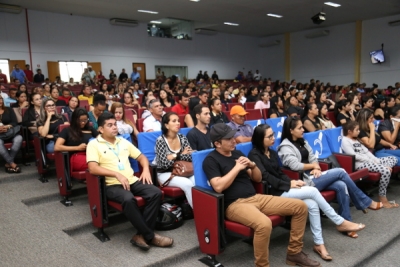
{"left": 227, "top": 105, "right": 253, "bottom": 143}
{"left": 87, "top": 65, "right": 96, "bottom": 79}
{"left": 202, "top": 123, "right": 320, "bottom": 267}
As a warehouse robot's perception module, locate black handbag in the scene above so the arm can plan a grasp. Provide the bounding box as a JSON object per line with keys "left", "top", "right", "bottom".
{"left": 320, "top": 154, "right": 341, "bottom": 169}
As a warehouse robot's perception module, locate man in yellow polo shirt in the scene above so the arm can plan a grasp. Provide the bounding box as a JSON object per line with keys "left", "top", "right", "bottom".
{"left": 78, "top": 84, "right": 94, "bottom": 105}
{"left": 87, "top": 112, "right": 173, "bottom": 251}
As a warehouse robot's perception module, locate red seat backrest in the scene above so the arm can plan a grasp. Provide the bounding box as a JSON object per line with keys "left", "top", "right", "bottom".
{"left": 137, "top": 118, "right": 145, "bottom": 132}
{"left": 327, "top": 111, "right": 337, "bottom": 126}
{"left": 223, "top": 111, "right": 232, "bottom": 121}
{"left": 227, "top": 103, "right": 241, "bottom": 112}
{"left": 58, "top": 124, "right": 69, "bottom": 133}
{"left": 56, "top": 106, "right": 63, "bottom": 114}
{"left": 246, "top": 109, "right": 263, "bottom": 121}
{"left": 124, "top": 109, "right": 136, "bottom": 124}
{"left": 79, "top": 100, "right": 89, "bottom": 111}
{"left": 164, "top": 107, "right": 172, "bottom": 113}
{"left": 244, "top": 102, "right": 256, "bottom": 109}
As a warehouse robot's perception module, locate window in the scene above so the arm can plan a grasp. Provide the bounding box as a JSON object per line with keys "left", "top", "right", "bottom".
{"left": 148, "top": 18, "right": 192, "bottom": 40}
{"left": 59, "top": 61, "right": 87, "bottom": 83}
{"left": 0, "top": 59, "right": 10, "bottom": 83}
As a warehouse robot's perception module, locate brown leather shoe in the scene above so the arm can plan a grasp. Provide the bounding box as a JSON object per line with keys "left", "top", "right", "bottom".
{"left": 286, "top": 251, "right": 321, "bottom": 267}
{"left": 150, "top": 233, "right": 174, "bottom": 247}
{"left": 130, "top": 234, "right": 150, "bottom": 251}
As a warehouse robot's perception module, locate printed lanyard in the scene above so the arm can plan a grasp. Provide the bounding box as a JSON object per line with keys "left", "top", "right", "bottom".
{"left": 106, "top": 142, "right": 120, "bottom": 162}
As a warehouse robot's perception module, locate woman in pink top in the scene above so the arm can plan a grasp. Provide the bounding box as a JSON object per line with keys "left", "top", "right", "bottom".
{"left": 254, "top": 92, "right": 270, "bottom": 110}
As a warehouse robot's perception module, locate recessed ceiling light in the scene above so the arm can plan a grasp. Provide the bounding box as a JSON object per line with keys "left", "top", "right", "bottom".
{"left": 190, "top": 0, "right": 200, "bottom": 2}
{"left": 224, "top": 22, "right": 239, "bottom": 26}
{"left": 324, "top": 2, "right": 341, "bottom": 7}
{"left": 267, "top": 13, "right": 283, "bottom": 18}
{"left": 150, "top": 20, "right": 162, "bottom": 24}
{"left": 138, "top": 10, "right": 158, "bottom": 14}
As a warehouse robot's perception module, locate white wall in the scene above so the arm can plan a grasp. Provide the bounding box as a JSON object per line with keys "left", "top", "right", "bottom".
{"left": 258, "top": 35, "right": 285, "bottom": 81}
{"left": 0, "top": 10, "right": 260, "bottom": 80}
{"left": 360, "top": 14, "right": 400, "bottom": 86}
{"left": 290, "top": 23, "right": 356, "bottom": 85}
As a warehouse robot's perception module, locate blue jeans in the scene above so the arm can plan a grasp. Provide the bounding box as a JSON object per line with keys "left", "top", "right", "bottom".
{"left": 281, "top": 186, "right": 344, "bottom": 245}
{"left": 46, "top": 140, "right": 55, "bottom": 153}
{"left": 375, "top": 149, "right": 400, "bottom": 167}
{"left": 312, "top": 168, "right": 372, "bottom": 221}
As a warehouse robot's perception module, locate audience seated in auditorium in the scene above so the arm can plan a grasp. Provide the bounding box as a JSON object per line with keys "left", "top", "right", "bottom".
{"left": 54, "top": 108, "right": 98, "bottom": 172}
{"left": 143, "top": 99, "right": 163, "bottom": 132}
{"left": 361, "top": 96, "right": 374, "bottom": 110}
{"left": 335, "top": 99, "right": 354, "bottom": 126}
{"left": 342, "top": 121, "right": 398, "bottom": 208}
{"left": 209, "top": 98, "right": 229, "bottom": 127}
{"left": 88, "top": 94, "right": 107, "bottom": 130}
{"left": 278, "top": 116, "right": 380, "bottom": 238}
{"left": 316, "top": 92, "right": 335, "bottom": 110}
{"left": 110, "top": 102, "right": 138, "bottom": 137}
{"left": 154, "top": 112, "right": 195, "bottom": 207}
{"left": 37, "top": 98, "right": 69, "bottom": 153}
{"left": 78, "top": 84, "right": 94, "bottom": 105}
{"left": 373, "top": 98, "right": 386, "bottom": 120}
{"left": 378, "top": 106, "right": 400, "bottom": 148}
{"left": 159, "top": 89, "right": 175, "bottom": 108}
{"left": 203, "top": 123, "right": 319, "bottom": 267}
{"left": 254, "top": 91, "right": 270, "bottom": 110}
{"left": 317, "top": 103, "right": 335, "bottom": 129}
{"left": 302, "top": 103, "right": 325, "bottom": 133}
{"left": 187, "top": 104, "right": 212, "bottom": 151}
{"left": 227, "top": 105, "right": 253, "bottom": 144}
{"left": 0, "top": 95, "right": 23, "bottom": 173}
{"left": 87, "top": 112, "right": 173, "bottom": 251}
{"left": 356, "top": 108, "right": 400, "bottom": 166}
{"left": 249, "top": 124, "right": 364, "bottom": 261}
{"left": 50, "top": 87, "right": 67, "bottom": 107}
{"left": 285, "top": 96, "right": 303, "bottom": 117}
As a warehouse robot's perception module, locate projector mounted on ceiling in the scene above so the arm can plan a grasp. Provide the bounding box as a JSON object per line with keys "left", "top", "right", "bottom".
{"left": 311, "top": 12, "right": 326, "bottom": 25}
{"left": 109, "top": 18, "right": 138, "bottom": 27}
{"left": 0, "top": 3, "right": 22, "bottom": 14}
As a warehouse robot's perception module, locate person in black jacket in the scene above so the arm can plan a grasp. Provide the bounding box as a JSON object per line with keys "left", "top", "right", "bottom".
{"left": 209, "top": 98, "right": 229, "bottom": 126}
{"left": 22, "top": 92, "right": 42, "bottom": 137}
{"left": 248, "top": 124, "right": 370, "bottom": 260}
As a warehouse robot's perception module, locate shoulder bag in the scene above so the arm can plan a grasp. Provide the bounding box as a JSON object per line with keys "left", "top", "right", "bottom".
{"left": 0, "top": 125, "right": 21, "bottom": 141}
{"left": 161, "top": 160, "right": 194, "bottom": 187}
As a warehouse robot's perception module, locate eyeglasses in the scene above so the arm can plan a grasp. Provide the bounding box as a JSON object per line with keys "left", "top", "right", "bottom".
{"left": 45, "top": 104, "right": 55, "bottom": 108}
{"left": 265, "top": 132, "right": 275, "bottom": 139}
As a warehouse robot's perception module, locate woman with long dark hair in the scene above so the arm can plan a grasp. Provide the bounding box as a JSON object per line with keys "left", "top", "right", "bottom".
{"left": 278, "top": 116, "right": 381, "bottom": 238}
{"left": 373, "top": 98, "right": 385, "bottom": 120}
{"left": 317, "top": 103, "right": 335, "bottom": 129}
{"left": 159, "top": 89, "right": 175, "bottom": 108}
{"left": 356, "top": 108, "right": 400, "bottom": 166}
{"left": 250, "top": 124, "right": 364, "bottom": 260}
{"left": 154, "top": 112, "right": 195, "bottom": 207}
{"left": 335, "top": 99, "right": 354, "bottom": 126}
{"left": 37, "top": 98, "right": 69, "bottom": 153}
{"left": 55, "top": 108, "right": 98, "bottom": 172}
{"left": 0, "top": 95, "right": 23, "bottom": 173}
{"left": 254, "top": 92, "right": 270, "bottom": 110}
{"left": 209, "top": 98, "right": 229, "bottom": 126}
{"left": 268, "top": 96, "right": 287, "bottom": 118}
{"left": 302, "top": 103, "right": 325, "bottom": 132}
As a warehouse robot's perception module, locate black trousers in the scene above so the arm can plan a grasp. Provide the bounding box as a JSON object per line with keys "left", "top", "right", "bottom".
{"left": 106, "top": 181, "right": 162, "bottom": 241}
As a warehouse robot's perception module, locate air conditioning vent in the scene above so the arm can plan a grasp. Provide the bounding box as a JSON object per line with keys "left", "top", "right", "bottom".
{"left": 0, "top": 3, "right": 22, "bottom": 14}
{"left": 110, "top": 18, "right": 139, "bottom": 27}
{"left": 388, "top": 20, "right": 400, "bottom": 27}
{"left": 195, "top": 28, "right": 218, "bottom": 35}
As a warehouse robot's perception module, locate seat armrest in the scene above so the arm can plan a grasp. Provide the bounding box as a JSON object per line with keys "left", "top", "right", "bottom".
{"left": 150, "top": 163, "right": 159, "bottom": 186}
{"left": 252, "top": 180, "right": 268, "bottom": 194}
{"left": 333, "top": 153, "right": 355, "bottom": 173}
{"left": 282, "top": 167, "right": 303, "bottom": 180}
{"left": 192, "top": 186, "right": 225, "bottom": 255}
{"left": 318, "top": 161, "right": 331, "bottom": 171}
{"left": 55, "top": 151, "right": 72, "bottom": 195}
{"left": 86, "top": 171, "right": 108, "bottom": 228}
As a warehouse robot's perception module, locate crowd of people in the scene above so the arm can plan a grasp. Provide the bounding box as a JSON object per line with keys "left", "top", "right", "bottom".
{"left": 1, "top": 64, "right": 400, "bottom": 266}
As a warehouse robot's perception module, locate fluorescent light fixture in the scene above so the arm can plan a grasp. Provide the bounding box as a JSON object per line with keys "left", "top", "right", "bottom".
{"left": 138, "top": 10, "right": 158, "bottom": 14}
{"left": 150, "top": 20, "right": 162, "bottom": 24}
{"left": 224, "top": 22, "right": 239, "bottom": 26}
{"left": 324, "top": 2, "right": 341, "bottom": 7}
{"left": 267, "top": 13, "right": 283, "bottom": 18}
{"left": 190, "top": 0, "right": 200, "bottom": 2}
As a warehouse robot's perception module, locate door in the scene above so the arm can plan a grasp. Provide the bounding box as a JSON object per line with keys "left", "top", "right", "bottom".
{"left": 88, "top": 62, "right": 102, "bottom": 76}
{"left": 47, "top": 61, "right": 60, "bottom": 82}
{"left": 8, "top": 60, "right": 26, "bottom": 77}
{"left": 132, "top": 63, "right": 146, "bottom": 83}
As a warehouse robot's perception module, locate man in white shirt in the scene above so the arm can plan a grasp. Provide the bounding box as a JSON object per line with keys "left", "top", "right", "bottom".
{"left": 143, "top": 99, "right": 163, "bottom": 132}
{"left": 88, "top": 65, "right": 96, "bottom": 79}
{"left": 253, "top": 70, "right": 262, "bottom": 81}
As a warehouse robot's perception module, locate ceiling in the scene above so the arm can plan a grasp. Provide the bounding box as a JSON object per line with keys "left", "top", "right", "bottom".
{"left": 3, "top": 0, "right": 400, "bottom": 37}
